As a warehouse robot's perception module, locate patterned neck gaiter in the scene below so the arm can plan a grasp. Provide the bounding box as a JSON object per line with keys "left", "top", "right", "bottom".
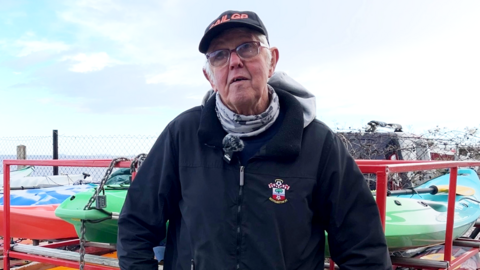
{"left": 215, "top": 85, "right": 280, "bottom": 138}
{"left": 215, "top": 85, "right": 280, "bottom": 158}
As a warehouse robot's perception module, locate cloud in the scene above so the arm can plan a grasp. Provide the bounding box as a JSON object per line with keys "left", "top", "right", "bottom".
{"left": 145, "top": 64, "right": 206, "bottom": 86}
{"left": 1, "top": 31, "right": 70, "bottom": 60}
{"left": 46, "top": 0, "right": 208, "bottom": 103}
{"left": 289, "top": 19, "right": 480, "bottom": 131}
{"left": 61, "top": 52, "right": 120, "bottom": 73}
{"left": 5, "top": 51, "right": 58, "bottom": 71}
{"left": 9, "top": 59, "right": 210, "bottom": 114}
{"left": 3, "top": 0, "right": 479, "bottom": 134}
{"left": 57, "top": 0, "right": 204, "bottom": 65}
{"left": 2, "top": 1, "right": 210, "bottom": 115}
{"left": 15, "top": 39, "right": 69, "bottom": 57}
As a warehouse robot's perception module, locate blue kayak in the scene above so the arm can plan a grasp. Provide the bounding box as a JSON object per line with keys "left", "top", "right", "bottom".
{"left": 397, "top": 168, "right": 480, "bottom": 202}
{"left": 0, "top": 184, "right": 97, "bottom": 206}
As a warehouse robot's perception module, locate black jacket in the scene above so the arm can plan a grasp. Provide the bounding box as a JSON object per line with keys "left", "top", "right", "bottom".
{"left": 117, "top": 89, "right": 392, "bottom": 270}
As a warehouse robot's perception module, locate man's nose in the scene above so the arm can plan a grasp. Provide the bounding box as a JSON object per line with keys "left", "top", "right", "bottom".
{"left": 229, "top": 51, "right": 243, "bottom": 68}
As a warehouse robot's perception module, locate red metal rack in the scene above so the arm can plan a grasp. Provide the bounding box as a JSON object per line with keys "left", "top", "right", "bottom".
{"left": 357, "top": 160, "right": 480, "bottom": 269}
{"left": 4, "top": 159, "right": 480, "bottom": 269}
{"left": 2, "top": 159, "right": 132, "bottom": 270}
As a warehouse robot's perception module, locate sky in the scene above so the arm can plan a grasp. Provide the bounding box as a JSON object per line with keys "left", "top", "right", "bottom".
{"left": 1, "top": 0, "right": 479, "bottom": 137}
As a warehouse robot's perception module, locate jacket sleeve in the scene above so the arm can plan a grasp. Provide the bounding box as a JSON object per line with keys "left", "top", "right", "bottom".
{"left": 117, "top": 125, "right": 180, "bottom": 270}
{"left": 317, "top": 133, "right": 392, "bottom": 270}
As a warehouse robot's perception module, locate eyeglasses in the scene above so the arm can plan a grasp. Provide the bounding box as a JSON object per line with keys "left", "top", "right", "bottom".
{"left": 206, "top": 41, "right": 268, "bottom": 67}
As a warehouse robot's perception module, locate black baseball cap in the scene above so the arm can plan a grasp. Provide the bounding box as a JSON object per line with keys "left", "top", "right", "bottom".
{"left": 199, "top": 10, "right": 269, "bottom": 53}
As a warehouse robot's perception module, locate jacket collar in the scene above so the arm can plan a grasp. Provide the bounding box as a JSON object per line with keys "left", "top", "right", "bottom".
{"left": 197, "top": 89, "right": 304, "bottom": 161}
{"left": 198, "top": 93, "right": 227, "bottom": 149}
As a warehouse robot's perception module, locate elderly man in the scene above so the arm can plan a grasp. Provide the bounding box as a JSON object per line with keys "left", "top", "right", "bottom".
{"left": 118, "top": 10, "right": 392, "bottom": 270}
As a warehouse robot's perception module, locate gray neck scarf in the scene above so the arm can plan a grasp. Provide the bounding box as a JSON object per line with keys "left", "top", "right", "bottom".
{"left": 215, "top": 85, "right": 280, "bottom": 138}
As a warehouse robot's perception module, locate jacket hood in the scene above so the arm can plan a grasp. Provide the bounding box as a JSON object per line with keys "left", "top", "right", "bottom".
{"left": 201, "top": 71, "right": 316, "bottom": 128}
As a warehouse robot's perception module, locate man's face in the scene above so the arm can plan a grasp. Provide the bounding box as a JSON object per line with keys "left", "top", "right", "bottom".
{"left": 205, "top": 29, "right": 278, "bottom": 115}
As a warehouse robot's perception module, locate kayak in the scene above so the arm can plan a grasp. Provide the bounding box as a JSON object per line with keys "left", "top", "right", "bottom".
{"left": 326, "top": 168, "right": 480, "bottom": 256}
{"left": 1, "top": 168, "right": 129, "bottom": 240}
{"left": 0, "top": 205, "right": 78, "bottom": 239}
{"left": 0, "top": 166, "right": 34, "bottom": 184}
{"left": 55, "top": 184, "right": 167, "bottom": 261}
{"left": 0, "top": 184, "right": 96, "bottom": 206}
{"left": 389, "top": 168, "right": 480, "bottom": 250}
{"left": 4, "top": 173, "right": 93, "bottom": 189}
{"left": 54, "top": 168, "right": 133, "bottom": 243}
{"left": 58, "top": 168, "right": 480, "bottom": 258}
{"left": 0, "top": 185, "right": 97, "bottom": 239}
{"left": 55, "top": 185, "right": 128, "bottom": 243}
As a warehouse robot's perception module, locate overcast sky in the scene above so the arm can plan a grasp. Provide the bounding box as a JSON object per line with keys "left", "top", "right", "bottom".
{"left": 1, "top": 0, "right": 479, "bottom": 137}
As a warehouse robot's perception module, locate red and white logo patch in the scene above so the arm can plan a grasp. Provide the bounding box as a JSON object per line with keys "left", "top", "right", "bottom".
{"left": 268, "top": 179, "right": 290, "bottom": 204}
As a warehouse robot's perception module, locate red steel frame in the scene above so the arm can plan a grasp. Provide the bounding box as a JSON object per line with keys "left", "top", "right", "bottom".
{"left": 358, "top": 159, "right": 480, "bottom": 269}
{"left": 4, "top": 159, "right": 480, "bottom": 269}
{"left": 3, "top": 159, "right": 131, "bottom": 270}
{"left": 329, "top": 160, "right": 480, "bottom": 269}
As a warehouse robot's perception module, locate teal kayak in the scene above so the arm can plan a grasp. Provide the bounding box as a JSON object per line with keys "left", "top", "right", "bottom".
{"left": 55, "top": 185, "right": 127, "bottom": 243}
{"left": 389, "top": 168, "right": 480, "bottom": 249}
{"left": 326, "top": 168, "right": 480, "bottom": 257}
{"left": 57, "top": 168, "right": 480, "bottom": 254}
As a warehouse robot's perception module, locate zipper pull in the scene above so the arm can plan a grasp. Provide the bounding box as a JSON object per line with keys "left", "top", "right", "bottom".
{"left": 223, "top": 151, "right": 233, "bottom": 163}
{"left": 240, "top": 166, "right": 245, "bottom": 186}
{"left": 191, "top": 259, "right": 195, "bottom": 270}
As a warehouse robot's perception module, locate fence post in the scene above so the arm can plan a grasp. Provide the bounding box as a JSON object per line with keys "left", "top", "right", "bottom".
{"left": 53, "top": 130, "right": 58, "bottom": 175}
{"left": 16, "top": 145, "right": 26, "bottom": 169}
{"left": 454, "top": 143, "right": 459, "bottom": 161}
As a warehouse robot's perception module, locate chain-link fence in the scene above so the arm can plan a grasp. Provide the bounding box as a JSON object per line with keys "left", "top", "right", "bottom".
{"left": 337, "top": 127, "right": 480, "bottom": 189}
{"left": 2, "top": 126, "right": 480, "bottom": 186}
{"left": 0, "top": 134, "right": 158, "bottom": 181}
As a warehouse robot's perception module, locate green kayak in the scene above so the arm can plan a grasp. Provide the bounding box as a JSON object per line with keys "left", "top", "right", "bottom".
{"left": 59, "top": 186, "right": 476, "bottom": 249}
{"left": 55, "top": 168, "right": 134, "bottom": 243}
{"left": 387, "top": 169, "right": 480, "bottom": 251}
{"left": 326, "top": 169, "right": 480, "bottom": 257}
{"left": 326, "top": 196, "right": 477, "bottom": 257}
{"left": 56, "top": 168, "right": 480, "bottom": 254}
{"left": 55, "top": 185, "right": 127, "bottom": 243}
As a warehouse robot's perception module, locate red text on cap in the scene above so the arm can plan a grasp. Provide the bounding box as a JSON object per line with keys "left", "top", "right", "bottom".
{"left": 209, "top": 13, "right": 249, "bottom": 29}
{"left": 231, "top": 13, "right": 248, "bottom": 19}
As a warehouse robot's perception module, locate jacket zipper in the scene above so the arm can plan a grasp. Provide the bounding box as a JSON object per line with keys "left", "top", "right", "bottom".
{"left": 236, "top": 165, "right": 245, "bottom": 269}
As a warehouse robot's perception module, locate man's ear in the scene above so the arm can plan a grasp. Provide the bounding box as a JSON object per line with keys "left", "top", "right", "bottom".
{"left": 268, "top": 47, "right": 279, "bottom": 78}
{"left": 203, "top": 68, "right": 216, "bottom": 91}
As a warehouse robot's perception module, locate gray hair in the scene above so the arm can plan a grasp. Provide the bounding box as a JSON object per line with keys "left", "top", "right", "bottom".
{"left": 204, "top": 28, "right": 272, "bottom": 81}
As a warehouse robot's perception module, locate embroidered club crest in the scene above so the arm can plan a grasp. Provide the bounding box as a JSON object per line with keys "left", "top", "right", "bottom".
{"left": 268, "top": 179, "right": 290, "bottom": 204}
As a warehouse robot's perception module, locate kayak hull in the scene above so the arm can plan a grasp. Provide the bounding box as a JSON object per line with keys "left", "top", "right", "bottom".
{"left": 57, "top": 169, "right": 480, "bottom": 252}
{"left": 0, "top": 205, "right": 78, "bottom": 239}
{"left": 0, "top": 185, "right": 96, "bottom": 239}
{"left": 391, "top": 168, "right": 480, "bottom": 250}
{"left": 55, "top": 187, "right": 127, "bottom": 243}
{"left": 326, "top": 169, "right": 480, "bottom": 257}
{"left": 384, "top": 198, "right": 478, "bottom": 251}
{"left": 0, "top": 185, "right": 96, "bottom": 206}
{"left": 0, "top": 166, "right": 34, "bottom": 185}
{"left": 7, "top": 174, "right": 93, "bottom": 189}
